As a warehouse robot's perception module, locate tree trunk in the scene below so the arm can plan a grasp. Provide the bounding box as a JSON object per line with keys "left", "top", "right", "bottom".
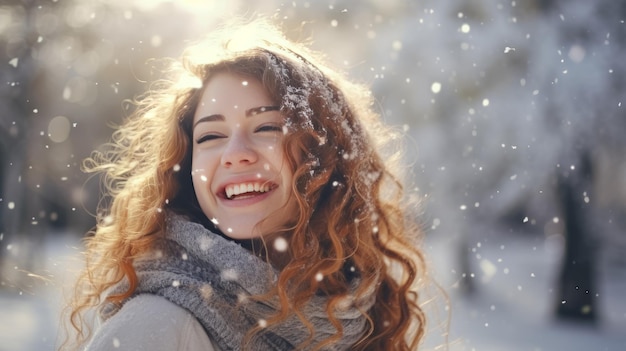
{"left": 555, "top": 151, "right": 598, "bottom": 323}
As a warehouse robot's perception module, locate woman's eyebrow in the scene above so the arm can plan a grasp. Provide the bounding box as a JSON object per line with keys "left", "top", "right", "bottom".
{"left": 245, "top": 105, "right": 280, "bottom": 117}
{"left": 193, "top": 114, "right": 224, "bottom": 130}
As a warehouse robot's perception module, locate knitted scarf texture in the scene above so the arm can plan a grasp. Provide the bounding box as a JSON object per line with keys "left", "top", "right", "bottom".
{"left": 101, "top": 213, "right": 373, "bottom": 350}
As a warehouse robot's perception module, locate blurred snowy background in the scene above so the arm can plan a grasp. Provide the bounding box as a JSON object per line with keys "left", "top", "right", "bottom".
{"left": 1, "top": 0, "right": 625, "bottom": 350}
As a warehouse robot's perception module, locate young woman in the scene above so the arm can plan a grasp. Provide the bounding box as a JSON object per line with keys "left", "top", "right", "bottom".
{"left": 65, "top": 18, "right": 428, "bottom": 351}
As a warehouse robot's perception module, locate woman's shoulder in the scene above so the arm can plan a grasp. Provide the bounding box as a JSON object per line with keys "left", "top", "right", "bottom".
{"left": 86, "top": 294, "right": 219, "bottom": 351}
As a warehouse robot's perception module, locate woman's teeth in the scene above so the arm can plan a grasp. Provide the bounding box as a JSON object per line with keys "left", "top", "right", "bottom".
{"left": 225, "top": 182, "right": 271, "bottom": 199}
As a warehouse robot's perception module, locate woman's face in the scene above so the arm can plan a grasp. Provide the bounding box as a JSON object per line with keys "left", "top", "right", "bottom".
{"left": 191, "top": 72, "right": 297, "bottom": 240}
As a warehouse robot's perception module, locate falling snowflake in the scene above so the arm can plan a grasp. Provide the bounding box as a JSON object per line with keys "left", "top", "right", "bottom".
{"left": 273, "top": 237, "right": 288, "bottom": 252}
{"left": 315, "top": 272, "right": 324, "bottom": 282}
{"left": 221, "top": 269, "right": 239, "bottom": 281}
{"left": 199, "top": 236, "right": 214, "bottom": 251}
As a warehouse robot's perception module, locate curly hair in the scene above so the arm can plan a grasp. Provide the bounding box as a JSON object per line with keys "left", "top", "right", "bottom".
{"left": 64, "top": 18, "right": 427, "bottom": 351}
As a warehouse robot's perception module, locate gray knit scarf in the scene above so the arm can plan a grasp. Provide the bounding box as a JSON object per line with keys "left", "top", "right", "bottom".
{"left": 101, "top": 213, "right": 374, "bottom": 350}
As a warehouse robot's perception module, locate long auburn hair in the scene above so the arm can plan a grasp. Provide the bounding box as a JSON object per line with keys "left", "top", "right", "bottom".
{"left": 64, "top": 19, "right": 427, "bottom": 351}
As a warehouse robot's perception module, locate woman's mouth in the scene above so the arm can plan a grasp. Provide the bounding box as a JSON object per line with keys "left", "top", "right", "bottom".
{"left": 224, "top": 182, "right": 276, "bottom": 199}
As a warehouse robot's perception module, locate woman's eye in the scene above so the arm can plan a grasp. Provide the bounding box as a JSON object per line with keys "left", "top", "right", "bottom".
{"left": 195, "top": 134, "right": 223, "bottom": 144}
{"left": 256, "top": 124, "right": 282, "bottom": 133}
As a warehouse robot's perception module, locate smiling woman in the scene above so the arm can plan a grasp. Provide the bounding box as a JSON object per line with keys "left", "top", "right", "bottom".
{"left": 191, "top": 73, "right": 296, "bottom": 240}
{"left": 62, "top": 17, "right": 429, "bottom": 351}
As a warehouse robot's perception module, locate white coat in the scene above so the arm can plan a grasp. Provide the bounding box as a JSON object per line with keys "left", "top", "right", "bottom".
{"left": 86, "top": 294, "right": 221, "bottom": 350}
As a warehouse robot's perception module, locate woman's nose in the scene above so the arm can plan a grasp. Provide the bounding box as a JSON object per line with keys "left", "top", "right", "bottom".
{"left": 220, "top": 132, "right": 258, "bottom": 167}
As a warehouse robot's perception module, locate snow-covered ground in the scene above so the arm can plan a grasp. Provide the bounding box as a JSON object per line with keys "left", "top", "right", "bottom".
{"left": 0, "top": 229, "right": 624, "bottom": 351}
{"left": 0, "top": 231, "right": 82, "bottom": 351}
{"left": 424, "top": 231, "right": 626, "bottom": 351}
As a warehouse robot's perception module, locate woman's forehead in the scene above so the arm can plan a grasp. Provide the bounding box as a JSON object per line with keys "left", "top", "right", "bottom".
{"left": 197, "top": 73, "right": 272, "bottom": 107}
